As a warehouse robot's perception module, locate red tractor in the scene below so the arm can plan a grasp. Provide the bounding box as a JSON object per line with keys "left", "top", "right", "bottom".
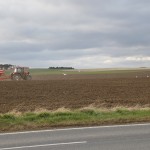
{"left": 0, "top": 66, "right": 32, "bottom": 81}
{"left": 11, "top": 67, "right": 32, "bottom": 80}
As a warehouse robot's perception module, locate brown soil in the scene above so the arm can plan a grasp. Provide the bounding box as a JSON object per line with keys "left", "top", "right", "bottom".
{"left": 0, "top": 75, "right": 150, "bottom": 113}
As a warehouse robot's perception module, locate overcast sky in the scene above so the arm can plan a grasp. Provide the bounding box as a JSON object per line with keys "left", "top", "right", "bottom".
{"left": 0, "top": 0, "right": 150, "bottom": 68}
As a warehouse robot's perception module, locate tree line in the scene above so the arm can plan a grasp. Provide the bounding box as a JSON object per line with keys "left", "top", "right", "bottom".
{"left": 48, "top": 67, "right": 74, "bottom": 70}
{"left": 0, "top": 64, "right": 13, "bottom": 70}
{"left": 0, "top": 64, "right": 74, "bottom": 70}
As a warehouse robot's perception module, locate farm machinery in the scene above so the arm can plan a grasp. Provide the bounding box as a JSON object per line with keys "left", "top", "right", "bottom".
{"left": 0, "top": 66, "right": 32, "bottom": 81}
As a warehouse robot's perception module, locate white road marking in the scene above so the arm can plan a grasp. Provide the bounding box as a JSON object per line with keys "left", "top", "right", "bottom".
{"left": 0, "top": 123, "right": 150, "bottom": 136}
{"left": 0, "top": 141, "right": 87, "bottom": 150}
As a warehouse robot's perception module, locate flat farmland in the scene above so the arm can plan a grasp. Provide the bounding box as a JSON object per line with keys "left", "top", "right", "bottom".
{"left": 0, "top": 76, "right": 150, "bottom": 113}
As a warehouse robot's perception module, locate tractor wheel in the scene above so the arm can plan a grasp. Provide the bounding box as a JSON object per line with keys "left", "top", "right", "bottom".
{"left": 12, "top": 74, "right": 21, "bottom": 81}
{"left": 25, "top": 75, "right": 32, "bottom": 80}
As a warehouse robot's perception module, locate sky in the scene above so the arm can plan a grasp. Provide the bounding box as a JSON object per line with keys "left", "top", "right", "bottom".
{"left": 0, "top": 0, "right": 150, "bottom": 69}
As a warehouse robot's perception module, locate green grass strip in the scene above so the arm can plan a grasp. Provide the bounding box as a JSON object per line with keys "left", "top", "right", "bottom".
{"left": 0, "top": 108, "right": 150, "bottom": 132}
{"left": 30, "top": 68, "right": 143, "bottom": 75}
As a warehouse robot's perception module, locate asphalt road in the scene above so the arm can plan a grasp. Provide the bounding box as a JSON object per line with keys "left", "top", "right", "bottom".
{"left": 0, "top": 123, "right": 150, "bottom": 150}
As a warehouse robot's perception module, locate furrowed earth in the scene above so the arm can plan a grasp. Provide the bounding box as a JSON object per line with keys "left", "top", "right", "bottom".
{"left": 0, "top": 73, "right": 150, "bottom": 114}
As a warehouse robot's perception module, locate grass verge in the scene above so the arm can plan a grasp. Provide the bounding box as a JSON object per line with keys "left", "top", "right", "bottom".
{"left": 0, "top": 108, "right": 150, "bottom": 132}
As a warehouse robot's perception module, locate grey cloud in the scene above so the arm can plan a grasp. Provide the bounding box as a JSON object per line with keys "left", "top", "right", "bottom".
{"left": 0, "top": 0, "right": 150, "bottom": 68}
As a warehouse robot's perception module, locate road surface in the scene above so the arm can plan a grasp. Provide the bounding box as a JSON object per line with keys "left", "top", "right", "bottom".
{"left": 0, "top": 123, "right": 150, "bottom": 150}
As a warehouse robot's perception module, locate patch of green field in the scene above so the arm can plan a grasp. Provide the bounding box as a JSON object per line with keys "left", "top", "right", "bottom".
{"left": 30, "top": 69, "right": 64, "bottom": 75}
{"left": 0, "top": 108, "right": 150, "bottom": 132}
{"left": 30, "top": 68, "right": 148, "bottom": 76}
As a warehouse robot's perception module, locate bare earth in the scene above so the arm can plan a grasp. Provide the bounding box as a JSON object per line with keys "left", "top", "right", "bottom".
{"left": 0, "top": 73, "right": 150, "bottom": 113}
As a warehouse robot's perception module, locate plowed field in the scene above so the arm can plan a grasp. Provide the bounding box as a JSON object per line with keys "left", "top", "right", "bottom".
{"left": 0, "top": 76, "right": 150, "bottom": 113}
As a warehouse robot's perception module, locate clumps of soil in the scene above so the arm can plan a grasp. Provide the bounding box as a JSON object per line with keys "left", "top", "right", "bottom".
{"left": 0, "top": 77, "right": 150, "bottom": 113}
